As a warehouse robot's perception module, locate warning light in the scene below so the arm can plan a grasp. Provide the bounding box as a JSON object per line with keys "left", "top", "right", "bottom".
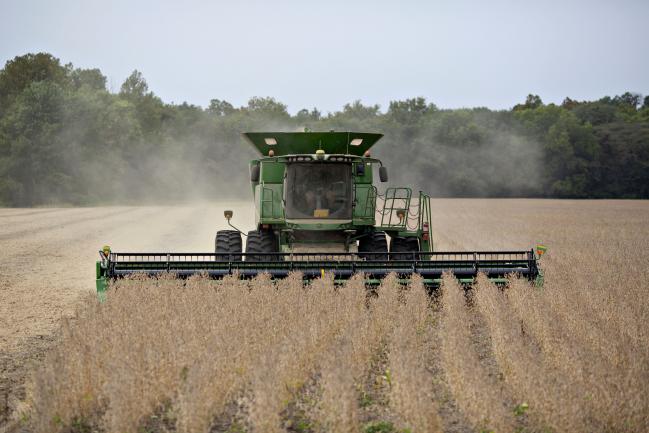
{"left": 536, "top": 244, "right": 547, "bottom": 257}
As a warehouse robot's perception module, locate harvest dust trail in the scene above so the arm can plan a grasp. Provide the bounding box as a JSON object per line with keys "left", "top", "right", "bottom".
{"left": 0, "top": 208, "right": 137, "bottom": 241}
{"left": 0, "top": 208, "right": 104, "bottom": 221}
{"left": 0, "top": 202, "right": 253, "bottom": 423}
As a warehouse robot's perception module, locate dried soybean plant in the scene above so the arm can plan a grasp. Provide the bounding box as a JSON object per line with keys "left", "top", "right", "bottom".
{"left": 439, "top": 273, "right": 515, "bottom": 432}
{"left": 23, "top": 200, "right": 649, "bottom": 433}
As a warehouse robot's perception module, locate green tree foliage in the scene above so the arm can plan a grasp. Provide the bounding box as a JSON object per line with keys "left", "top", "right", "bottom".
{"left": 514, "top": 104, "right": 600, "bottom": 197}
{"left": 295, "top": 107, "right": 321, "bottom": 123}
{"left": 0, "top": 80, "right": 68, "bottom": 205}
{"left": 70, "top": 68, "right": 106, "bottom": 91}
{"left": 593, "top": 122, "right": 649, "bottom": 197}
{"left": 613, "top": 92, "right": 642, "bottom": 111}
{"left": 119, "top": 70, "right": 148, "bottom": 98}
{"left": 208, "top": 99, "right": 235, "bottom": 116}
{"left": 0, "top": 53, "right": 69, "bottom": 118}
{"left": 0, "top": 52, "right": 647, "bottom": 206}
{"left": 387, "top": 97, "right": 435, "bottom": 125}
{"left": 513, "top": 94, "right": 543, "bottom": 111}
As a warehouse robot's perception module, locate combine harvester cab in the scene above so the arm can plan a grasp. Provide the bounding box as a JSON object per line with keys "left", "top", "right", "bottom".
{"left": 96, "top": 131, "right": 544, "bottom": 294}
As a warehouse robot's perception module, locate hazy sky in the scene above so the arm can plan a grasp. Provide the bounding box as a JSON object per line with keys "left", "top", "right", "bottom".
{"left": 1, "top": 0, "right": 648, "bottom": 113}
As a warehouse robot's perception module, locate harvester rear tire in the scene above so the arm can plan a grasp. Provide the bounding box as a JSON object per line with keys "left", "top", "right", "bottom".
{"left": 245, "top": 230, "right": 279, "bottom": 261}
{"left": 358, "top": 231, "right": 388, "bottom": 261}
{"left": 215, "top": 230, "right": 243, "bottom": 261}
{"left": 390, "top": 236, "right": 420, "bottom": 260}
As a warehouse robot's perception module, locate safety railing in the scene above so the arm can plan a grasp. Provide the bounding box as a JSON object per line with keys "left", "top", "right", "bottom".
{"left": 418, "top": 191, "right": 433, "bottom": 251}
{"left": 377, "top": 187, "right": 412, "bottom": 228}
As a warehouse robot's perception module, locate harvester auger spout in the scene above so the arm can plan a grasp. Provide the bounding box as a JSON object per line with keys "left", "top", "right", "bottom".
{"left": 96, "top": 131, "right": 544, "bottom": 294}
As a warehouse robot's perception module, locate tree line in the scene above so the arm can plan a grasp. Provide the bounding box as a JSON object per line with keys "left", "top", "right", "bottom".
{"left": 1, "top": 52, "right": 648, "bottom": 206}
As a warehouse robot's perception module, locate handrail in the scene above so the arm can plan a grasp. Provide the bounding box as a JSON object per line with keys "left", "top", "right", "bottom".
{"left": 418, "top": 191, "right": 433, "bottom": 251}
{"left": 378, "top": 187, "right": 412, "bottom": 228}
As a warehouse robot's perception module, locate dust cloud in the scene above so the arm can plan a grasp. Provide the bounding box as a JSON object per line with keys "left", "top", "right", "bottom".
{"left": 373, "top": 120, "right": 543, "bottom": 198}
{"left": 56, "top": 112, "right": 542, "bottom": 205}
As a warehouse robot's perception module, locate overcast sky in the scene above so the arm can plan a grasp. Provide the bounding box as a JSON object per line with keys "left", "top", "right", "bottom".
{"left": 1, "top": 0, "right": 648, "bottom": 113}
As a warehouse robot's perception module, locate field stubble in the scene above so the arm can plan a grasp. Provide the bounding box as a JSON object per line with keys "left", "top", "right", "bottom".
{"left": 2, "top": 199, "right": 648, "bottom": 433}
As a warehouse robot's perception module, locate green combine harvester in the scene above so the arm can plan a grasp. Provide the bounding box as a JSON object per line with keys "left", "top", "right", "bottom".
{"left": 96, "top": 131, "right": 543, "bottom": 293}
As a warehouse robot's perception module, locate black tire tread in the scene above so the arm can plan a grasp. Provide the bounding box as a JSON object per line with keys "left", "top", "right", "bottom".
{"left": 215, "top": 230, "right": 243, "bottom": 261}
{"left": 358, "top": 231, "right": 389, "bottom": 260}
{"left": 390, "top": 236, "right": 420, "bottom": 260}
{"left": 245, "top": 230, "right": 279, "bottom": 261}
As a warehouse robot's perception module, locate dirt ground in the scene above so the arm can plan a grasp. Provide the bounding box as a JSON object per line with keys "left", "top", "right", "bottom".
{"left": 0, "top": 203, "right": 254, "bottom": 425}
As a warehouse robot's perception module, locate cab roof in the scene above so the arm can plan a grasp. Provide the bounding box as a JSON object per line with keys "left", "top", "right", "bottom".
{"left": 242, "top": 131, "right": 383, "bottom": 157}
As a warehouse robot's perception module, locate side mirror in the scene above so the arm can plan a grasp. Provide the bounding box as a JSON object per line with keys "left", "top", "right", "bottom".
{"left": 250, "top": 164, "right": 260, "bottom": 182}
{"left": 224, "top": 210, "right": 233, "bottom": 220}
{"left": 379, "top": 166, "right": 388, "bottom": 182}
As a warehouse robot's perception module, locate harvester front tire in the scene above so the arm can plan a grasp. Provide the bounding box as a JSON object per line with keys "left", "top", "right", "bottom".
{"left": 358, "top": 231, "right": 388, "bottom": 261}
{"left": 215, "top": 230, "right": 243, "bottom": 261}
{"left": 390, "top": 236, "right": 420, "bottom": 260}
{"left": 245, "top": 230, "right": 279, "bottom": 261}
